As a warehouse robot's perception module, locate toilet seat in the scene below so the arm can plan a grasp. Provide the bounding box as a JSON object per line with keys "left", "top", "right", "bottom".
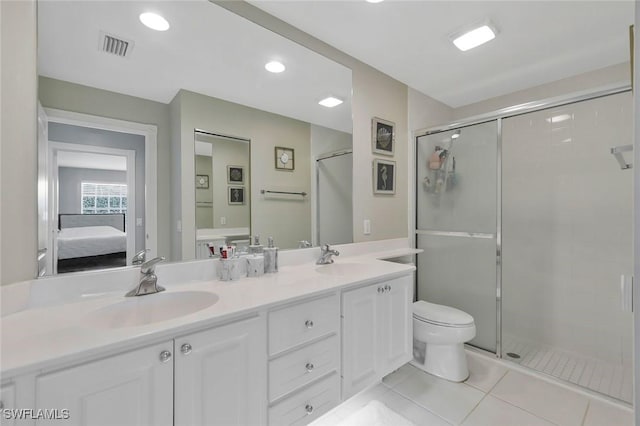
{"left": 413, "top": 300, "right": 474, "bottom": 328}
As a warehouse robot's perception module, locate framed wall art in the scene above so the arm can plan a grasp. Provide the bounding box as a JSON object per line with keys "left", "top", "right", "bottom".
{"left": 227, "top": 165, "right": 244, "bottom": 184}
{"left": 196, "top": 174, "right": 209, "bottom": 189}
{"left": 228, "top": 186, "right": 245, "bottom": 205}
{"left": 373, "top": 159, "right": 396, "bottom": 195}
{"left": 372, "top": 117, "right": 395, "bottom": 156}
{"left": 275, "top": 146, "right": 295, "bottom": 171}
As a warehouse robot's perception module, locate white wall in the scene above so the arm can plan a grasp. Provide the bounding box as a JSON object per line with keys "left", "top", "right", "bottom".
{"left": 173, "top": 90, "right": 311, "bottom": 258}
{"left": 1, "top": 1, "right": 37, "bottom": 285}
{"left": 453, "top": 62, "right": 630, "bottom": 119}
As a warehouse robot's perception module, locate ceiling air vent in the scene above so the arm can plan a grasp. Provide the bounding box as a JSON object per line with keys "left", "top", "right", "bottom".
{"left": 99, "top": 32, "right": 134, "bottom": 58}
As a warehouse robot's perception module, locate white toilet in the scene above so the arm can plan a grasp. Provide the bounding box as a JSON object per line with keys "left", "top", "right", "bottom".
{"left": 411, "top": 300, "right": 476, "bottom": 382}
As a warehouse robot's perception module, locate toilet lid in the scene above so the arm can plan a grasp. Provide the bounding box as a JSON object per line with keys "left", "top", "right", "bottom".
{"left": 413, "top": 300, "right": 474, "bottom": 327}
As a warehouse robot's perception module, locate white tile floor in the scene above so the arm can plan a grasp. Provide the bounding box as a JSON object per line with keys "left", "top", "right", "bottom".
{"left": 311, "top": 350, "right": 634, "bottom": 426}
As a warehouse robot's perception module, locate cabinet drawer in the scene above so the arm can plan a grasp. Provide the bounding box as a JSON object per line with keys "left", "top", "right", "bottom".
{"left": 269, "top": 335, "right": 339, "bottom": 402}
{"left": 269, "top": 294, "right": 339, "bottom": 355}
{"left": 269, "top": 373, "right": 340, "bottom": 426}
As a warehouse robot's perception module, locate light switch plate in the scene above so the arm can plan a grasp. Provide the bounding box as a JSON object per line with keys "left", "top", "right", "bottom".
{"left": 363, "top": 219, "right": 371, "bottom": 235}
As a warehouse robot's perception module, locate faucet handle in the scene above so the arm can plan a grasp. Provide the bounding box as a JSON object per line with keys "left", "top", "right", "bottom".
{"left": 141, "top": 256, "right": 165, "bottom": 275}
{"left": 132, "top": 248, "right": 150, "bottom": 265}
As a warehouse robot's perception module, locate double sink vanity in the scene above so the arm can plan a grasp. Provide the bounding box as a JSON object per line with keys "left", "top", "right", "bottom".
{"left": 1, "top": 239, "right": 419, "bottom": 425}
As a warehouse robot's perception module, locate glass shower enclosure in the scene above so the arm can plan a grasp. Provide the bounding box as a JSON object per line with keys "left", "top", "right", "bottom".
{"left": 415, "top": 88, "right": 633, "bottom": 403}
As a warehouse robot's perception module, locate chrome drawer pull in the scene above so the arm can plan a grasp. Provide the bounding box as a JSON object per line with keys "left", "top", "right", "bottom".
{"left": 181, "top": 343, "right": 193, "bottom": 355}
{"left": 305, "top": 320, "right": 314, "bottom": 329}
{"left": 159, "top": 350, "right": 172, "bottom": 363}
{"left": 305, "top": 404, "right": 314, "bottom": 415}
{"left": 384, "top": 284, "right": 391, "bottom": 292}
{"left": 377, "top": 287, "right": 384, "bottom": 294}
{"left": 305, "top": 362, "right": 315, "bottom": 372}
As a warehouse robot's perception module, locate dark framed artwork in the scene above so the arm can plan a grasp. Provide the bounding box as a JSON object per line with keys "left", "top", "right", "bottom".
{"left": 228, "top": 186, "right": 245, "bottom": 205}
{"left": 373, "top": 159, "right": 396, "bottom": 195}
{"left": 196, "top": 174, "right": 209, "bottom": 189}
{"left": 227, "top": 165, "right": 244, "bottom": 184}
{"left": 372, "top": 117, "right": 395, "bottom": 156}
{"left": 275, "top": 146, "right": 295, "bottom": 171}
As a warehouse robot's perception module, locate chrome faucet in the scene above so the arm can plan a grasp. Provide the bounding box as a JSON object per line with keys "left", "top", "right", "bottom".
{"left": 316, "top": 244, "right": 340, "bottom": 265}
{"left": 131, "top": 248, "right": 150, "bottom": 265}
{"left": 298, "top": 240, "right": 312, "bottom": 249}
{"left": 126, "top": 257, "right": 166, "bottom": 297}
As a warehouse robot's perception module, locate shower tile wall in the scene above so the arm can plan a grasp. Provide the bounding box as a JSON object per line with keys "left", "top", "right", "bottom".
{"left": 501, "top": 92, "right": 633, "bottom": 401}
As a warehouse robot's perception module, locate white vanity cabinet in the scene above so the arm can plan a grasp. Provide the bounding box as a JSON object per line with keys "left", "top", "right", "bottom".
{"left": 34, "top": 314, "right": 266, "bottom": 426}
{"left": 267, "top": 293, "right": 341, "bottom": 426}
{"left": 36, "top": 341, "right": 174, "bottom": 426}
{"left": 341, "top": 275, "right": 413, "bottom": 399}
{"left": 174, "top": 314, "right": 266, "bottom": 426}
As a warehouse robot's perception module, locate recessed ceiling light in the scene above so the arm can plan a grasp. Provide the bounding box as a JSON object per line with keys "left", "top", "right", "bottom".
{"left": 451, "top": 23, "right": 497, "bottom": 51}
{"left": 546, "top": 114, "right": 572, "bottom": 123}
{"left": 139, "top": 12, "right": 170, "bottom": 31}
{"left": 318, "top": 96, "right": 344, "bottom": 108}
{"left": 451, "top": 130, "right": 461, "bottom": 139}
{"left": 265, "top": 61, "right": 286, "bottom": 73}
{"left": 366, "top": 0, "right": 384, "bottom": 3}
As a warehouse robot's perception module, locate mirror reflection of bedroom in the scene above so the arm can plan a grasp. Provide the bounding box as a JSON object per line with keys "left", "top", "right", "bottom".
{"left": 45, "top": 122, "right": 144, "bottom": 275}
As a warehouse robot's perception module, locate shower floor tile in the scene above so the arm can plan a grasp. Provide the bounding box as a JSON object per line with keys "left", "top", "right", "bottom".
{"left": 502, "top": 336, "right": 632, "bottom": 403}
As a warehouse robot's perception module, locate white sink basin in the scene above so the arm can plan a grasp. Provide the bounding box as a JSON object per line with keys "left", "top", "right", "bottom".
{"left": 315, "top": 263, "right": 363, "bottom": 275}
{"left": 86, "top": 291, "right": 219, "bottom": 329}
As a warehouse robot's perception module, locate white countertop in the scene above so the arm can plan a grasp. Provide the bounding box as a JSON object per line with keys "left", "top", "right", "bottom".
{"left": 1, "top": 241, "right": 420, "bottom": 378}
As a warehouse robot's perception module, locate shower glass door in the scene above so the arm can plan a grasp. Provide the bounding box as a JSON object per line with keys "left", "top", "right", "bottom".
{"left": 416, "top": 121, "right": 498, "bottom": 352}
{"left": 501, "top": 92, "right": 633, "bottom": 402}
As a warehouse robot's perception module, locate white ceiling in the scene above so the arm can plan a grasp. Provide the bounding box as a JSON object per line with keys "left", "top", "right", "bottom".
{"left": 57, "top": 151, "right": 127, "bottom": 171}
{"left": 38, "top": 0, "right": 352, "bottom": 133}
{"left": 250, "top": 0, "right": 634, "bottom": 108}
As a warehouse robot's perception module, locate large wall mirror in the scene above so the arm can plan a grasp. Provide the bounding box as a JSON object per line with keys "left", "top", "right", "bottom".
{"left": 36, "top": 0, "right": 353, "bottom": 275}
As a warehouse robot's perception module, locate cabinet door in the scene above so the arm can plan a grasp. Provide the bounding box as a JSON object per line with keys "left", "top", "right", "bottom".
{"left": 36, "top": 341, "right": 173, "bottom": 426}
{"left": 379, "top": 276, "right": 413, "bottom": 374}
{"left": 175, "top": 315, "right": 266, "bottom": 426}
{"left": 341, "top": 284, "right": 379, "bottom": 399}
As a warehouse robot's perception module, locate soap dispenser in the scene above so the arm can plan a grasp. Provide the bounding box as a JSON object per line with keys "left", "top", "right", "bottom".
{"left": 249, "top": 235, "right": 264, "bottom": 255}
{"left": 263, "top": 236, "right": 278, "bottom": 273}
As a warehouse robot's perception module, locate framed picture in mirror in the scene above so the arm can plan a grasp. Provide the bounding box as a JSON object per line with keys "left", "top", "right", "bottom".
{"left": 228, "top": 186, "right": 245, "bottom": 205}
{"left": 275, "top": 146, "right": 295, "bottom": 171}
{"left": 227, "top": 165, "right": 244, "bottom": 184}
{"left": 196, "top": 174, "right": 209, "bottom": 189}
{"left": 373, "top": 159, "right": 395, "bottom": 195}
{"left": 372, "top": 117, "right": 395, "bottom": 156}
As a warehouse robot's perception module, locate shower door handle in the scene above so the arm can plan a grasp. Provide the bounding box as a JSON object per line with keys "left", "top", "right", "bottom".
{"left": 620, "top": 275, "right": 633, "bottom": 312}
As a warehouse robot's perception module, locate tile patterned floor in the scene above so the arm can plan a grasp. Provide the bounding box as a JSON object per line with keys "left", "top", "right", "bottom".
{"left": 502, "top": 336, "right": 633, "bottom": 403}
{"left": 311, "top": 350, "right": 633, "bottom": 426}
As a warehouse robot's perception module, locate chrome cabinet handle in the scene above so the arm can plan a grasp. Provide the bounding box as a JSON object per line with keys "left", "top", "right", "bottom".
{"left": 384, "top": 284, "right": 391, "bottom": 292}
{"left": 305, "top": 320, "right": 314, "bottom": 329}
{"left": 305, "top": 404, "right": 314, "bottom": 415}
{"left": 305, "top": 362, "right": 315, "bottom": 372}
{"left": 377, "top": 287, "right": 384, "bottom": 294}
{"left": 159, "top": 350, "right": 172, "bottom": 363}
{"left": 181, "top": 343, "right": 193, "bottom": 355}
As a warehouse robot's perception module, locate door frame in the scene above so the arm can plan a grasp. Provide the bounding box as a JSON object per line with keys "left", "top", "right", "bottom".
{"left": 44, "top": 108, "right": 158, "bottom": 258}
{"left": 49, "top": 142, "right": 136, "bottom": 268}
